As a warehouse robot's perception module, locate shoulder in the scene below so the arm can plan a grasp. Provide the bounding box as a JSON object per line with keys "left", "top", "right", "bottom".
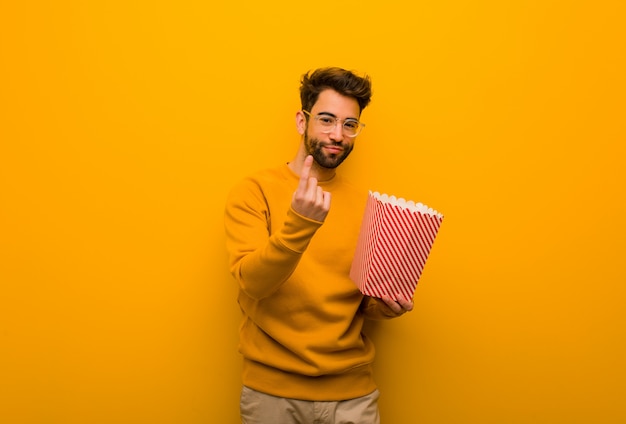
{"left": 236, "top": 165, "right": 294, "bottom": 187}
{"left": 226, "top": 165, "right": 293, "bottom": 204}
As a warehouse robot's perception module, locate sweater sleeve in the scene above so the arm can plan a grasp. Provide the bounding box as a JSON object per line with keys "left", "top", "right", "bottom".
{"left": 224, "top": 178, "right": 323, "bottom": 300}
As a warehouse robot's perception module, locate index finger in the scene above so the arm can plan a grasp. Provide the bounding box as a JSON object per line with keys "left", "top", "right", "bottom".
{"left": 380, "top": 294, "right": 402, "bottom": 313}
{"left": 395, "top": 292, "right": 414, "bottom": 311}
{"left": 301, "top": 155, "right": 313, "bottom": 178}
{"left": 298, "top": 155, "right": 314, "bottom": 189}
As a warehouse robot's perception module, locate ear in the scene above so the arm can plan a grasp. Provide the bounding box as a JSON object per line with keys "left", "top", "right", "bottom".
{"left": 295, "top": 110, "right": 307, "bottom": 135}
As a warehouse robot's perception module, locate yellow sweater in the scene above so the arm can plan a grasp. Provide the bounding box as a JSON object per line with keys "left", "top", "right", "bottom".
{"left": 224, "top": 164, "right": 401, "bottom": 401}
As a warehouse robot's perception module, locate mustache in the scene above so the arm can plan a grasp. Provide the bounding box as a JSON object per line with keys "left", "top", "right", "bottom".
{"left": 321, "top": 141, "right": 344, "bottom": 147}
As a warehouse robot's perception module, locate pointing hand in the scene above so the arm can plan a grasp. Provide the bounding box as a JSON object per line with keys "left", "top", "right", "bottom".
{"left": 291, "top": 155, "right": 331, "bottom": 222}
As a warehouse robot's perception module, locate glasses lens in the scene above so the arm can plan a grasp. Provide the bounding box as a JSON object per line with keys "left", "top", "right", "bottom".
{"left": 316, "top": 115, "right": 336, "bottom": 128}
{"left": 343, "top": 120, "right": 360, "bottom": 136}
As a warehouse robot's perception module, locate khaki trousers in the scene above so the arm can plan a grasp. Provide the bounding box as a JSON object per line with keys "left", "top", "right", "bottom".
{"left": 240, "top": 386, "right": 381, "bottom": 424}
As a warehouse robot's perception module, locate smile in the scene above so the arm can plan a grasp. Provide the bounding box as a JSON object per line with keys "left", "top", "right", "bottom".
{"left": 323, "top": 145, "right": 343, "bottom": 154}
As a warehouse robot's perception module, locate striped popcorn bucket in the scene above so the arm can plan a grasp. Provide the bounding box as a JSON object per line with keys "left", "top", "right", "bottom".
{"left": 350, "top": 191, "right": 444, "bottom": 301}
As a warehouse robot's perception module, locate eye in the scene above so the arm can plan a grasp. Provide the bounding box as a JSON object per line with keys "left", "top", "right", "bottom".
{"left": 318, "top": 116, "right": 335, "bottom": 125}
{"left": 344, "top": 120, "right": 359, "bottom": 130}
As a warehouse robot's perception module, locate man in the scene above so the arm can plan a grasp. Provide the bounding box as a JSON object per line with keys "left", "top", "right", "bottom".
{"left": 224, "top": 67, "right": 413, "bottom": 423}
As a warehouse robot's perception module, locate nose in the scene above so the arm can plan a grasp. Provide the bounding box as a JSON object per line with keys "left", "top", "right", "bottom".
{"left": 328, "top": 123, "right": 344, "bottom": 142}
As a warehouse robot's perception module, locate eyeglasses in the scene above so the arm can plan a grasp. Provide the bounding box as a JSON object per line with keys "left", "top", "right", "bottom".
{"left": 302, "top": 110, "right": 365, "bottom": 138}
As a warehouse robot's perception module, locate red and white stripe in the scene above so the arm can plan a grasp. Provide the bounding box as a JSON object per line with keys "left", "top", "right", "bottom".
{"left": 350, "top": 193, "right": 443, "bottom": 300}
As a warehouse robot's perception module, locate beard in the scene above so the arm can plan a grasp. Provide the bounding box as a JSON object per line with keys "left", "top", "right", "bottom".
{"left": 304, "top": 132, "right": 354, "bottom": 169}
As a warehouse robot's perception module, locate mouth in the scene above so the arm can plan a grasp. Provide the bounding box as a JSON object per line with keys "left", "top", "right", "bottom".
{"left": 323, "top": 145, "right": 344, "bottom": 154}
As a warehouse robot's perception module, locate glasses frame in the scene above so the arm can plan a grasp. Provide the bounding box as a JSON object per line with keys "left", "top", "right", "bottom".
{"left": 302, "top": 110, "right": 365, "bottom": 138}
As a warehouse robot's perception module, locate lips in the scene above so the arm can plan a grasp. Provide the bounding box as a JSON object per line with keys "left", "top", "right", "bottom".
{"left": 323, "top": 145, "right": 343, "bottom": 154}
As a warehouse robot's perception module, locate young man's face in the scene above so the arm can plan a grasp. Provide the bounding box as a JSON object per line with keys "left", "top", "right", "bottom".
{"left": 304, "top": 89, "right": 361, "bottom": 169}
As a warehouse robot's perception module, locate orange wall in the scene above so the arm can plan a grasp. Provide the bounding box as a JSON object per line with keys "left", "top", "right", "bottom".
{"left": 1, "top": 1, "right": 625, "bottom": 423}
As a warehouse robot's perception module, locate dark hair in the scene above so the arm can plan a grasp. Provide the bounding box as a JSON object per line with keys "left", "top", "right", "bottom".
{"left": 300, "top": 67, "right": 372, "bottom": 113}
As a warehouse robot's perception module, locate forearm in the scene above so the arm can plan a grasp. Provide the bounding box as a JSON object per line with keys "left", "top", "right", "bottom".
{"left": 231, "top": 233, "right": 304, "bottom": 300}
{"left": 226, "top": 207, "right": 322, "bottom": 300}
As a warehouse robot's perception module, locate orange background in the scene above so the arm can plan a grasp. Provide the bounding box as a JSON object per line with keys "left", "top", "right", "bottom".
{"left": 1, "top": 1, "right": 625, "bottom": 422}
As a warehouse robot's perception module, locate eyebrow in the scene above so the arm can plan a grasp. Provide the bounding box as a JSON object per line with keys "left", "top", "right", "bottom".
{"left": 317, "top": 111, "right": 359, "bottom": 121}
